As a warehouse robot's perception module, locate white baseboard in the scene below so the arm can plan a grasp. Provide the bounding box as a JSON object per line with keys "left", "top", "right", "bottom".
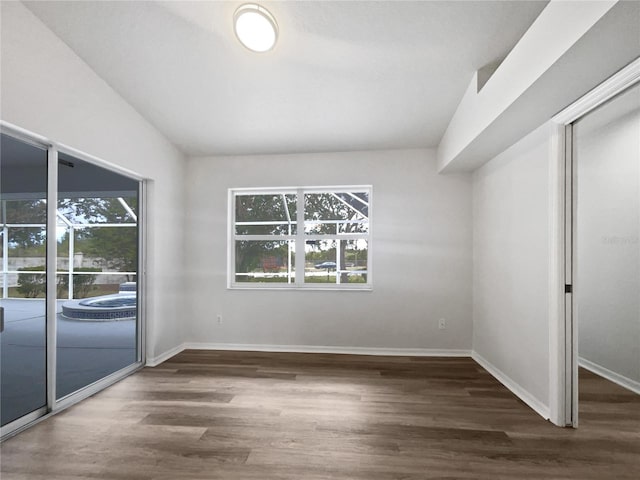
{"left": 182, "top": 342, "right": 472, "bottom": 357}
{"left": 579, "top": 357, "right": 640, "bottom": 395}
{"left": 146, "top": 343, "right": 186, "bottom": 367}
{"left": 146, "top": 343, "right": 471, "bottom": 367}
{"left": 472, "top": 351, "right": 550, "bottom": 420}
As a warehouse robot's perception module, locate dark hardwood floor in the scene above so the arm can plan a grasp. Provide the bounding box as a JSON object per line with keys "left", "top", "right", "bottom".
{"left": 1, "top": 350, "right": 639, "bottom": 479}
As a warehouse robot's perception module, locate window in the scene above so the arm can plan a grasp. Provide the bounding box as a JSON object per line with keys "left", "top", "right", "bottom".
{"left": 229, "top": 186, "right": 371, "bottom": 289}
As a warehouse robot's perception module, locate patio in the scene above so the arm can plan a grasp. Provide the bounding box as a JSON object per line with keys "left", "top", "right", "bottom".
{"left": 0, "top": 298, "right": 136, "bottom": 425}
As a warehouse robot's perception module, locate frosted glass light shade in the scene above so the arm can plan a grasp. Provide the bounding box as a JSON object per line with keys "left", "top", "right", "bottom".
{"left": 234, "top": 4, "right": 278, "bottom": 53}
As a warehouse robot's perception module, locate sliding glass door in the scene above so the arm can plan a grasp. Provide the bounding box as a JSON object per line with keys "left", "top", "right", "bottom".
{"left": 0, "top": 129, "right": 143, "bottom": 436}
{"left": 0, "top": 134, "right": 49, "bottom": 428}
{"left": 56, "top": 153, "right": 140, "bottom": 400}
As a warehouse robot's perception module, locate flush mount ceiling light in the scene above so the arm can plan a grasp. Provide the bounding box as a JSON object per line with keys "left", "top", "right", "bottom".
{"left": 234, "top": 4, "right": 278, "bottom": 53}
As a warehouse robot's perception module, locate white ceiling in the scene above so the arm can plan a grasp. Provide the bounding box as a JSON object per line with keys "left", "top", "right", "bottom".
{"left": 24, "top": 1, "right": 548, "bottom": 157}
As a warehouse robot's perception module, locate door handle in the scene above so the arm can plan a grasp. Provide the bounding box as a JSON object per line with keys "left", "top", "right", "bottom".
{"left": 0, "top": 306, "right": 4, "bottom": 333}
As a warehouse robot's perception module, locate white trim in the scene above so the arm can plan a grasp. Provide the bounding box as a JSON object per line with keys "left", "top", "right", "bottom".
{"left": 234, "top": 234, "right": 369, "bottom": 241}
{"left": 227, "top": 189, "right": 234, "bottom": 289}
{"left": 472, "top": 351, "right": 551, "bottom": 421}
{"left": 229, "top": 284, "right": 372, "bottom": 292}
{"left": 46, "top": 146, "right": 59, "bottom": 411}
{"left": 1, "top": 223, "right": 136, "bottom": 228}
{"left": 5, "top": 271, "right": 137, "bottom": 276}
{"left": 553, "top": 57, "right": 640, "bottom": 125}
{"left": 579, "top": 358, "right": 640, "bottom": 395}
{"left": 550, "top": 57, "right": 640, "bottom": 429}
{"left": 231, "top": 185, "right": 371, "bottom": 194}
{"left": 548, "top": 122, "right": 569, "bottom": 426}
{"left": 137, "top": 181, "right": 147, "bottom": 365}
{"left": 0, "top": 122, "right": 51, "bottom": 149}
{"left": 566, "top": 122, "right": 579, "bottom": 428}
{"left": 146, "top": 343, "right": 186, "bottom": 367}
{"left": 147, "top": 343, "right": 471, "bottom": 362}
{"left": 295, "top": 187, "right": 305, "bottom": 284}
{"left": 0, "top": 121, "right": 146, "bottom": 181}
{"left": 185, "top": 343, "right": 471, "bottom": 357}
{"left": 0, "top": 407, "right": 47, "bottom": 441}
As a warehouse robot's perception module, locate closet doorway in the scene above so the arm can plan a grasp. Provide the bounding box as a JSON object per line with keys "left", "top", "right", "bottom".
{"left": 570, "top": 79, "right": 640, "bottom": 425}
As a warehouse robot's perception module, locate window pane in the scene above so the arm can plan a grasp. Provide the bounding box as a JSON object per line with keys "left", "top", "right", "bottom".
{"left": 236, "top": 194, "right": 296, "bottom": 222}
{"left": 304, "top": 192, "right": 368, "bottom": 221}
{"left": 305, "top": 239, "right": 368, "bottom": 284}
{"left": 57, "top": 197, "right": 137, "bottom": 225}
{"left": 305, "top": 240, "right": 337, "bottom": 284}
{"left": 56, "top": 153, "right": 139, "bottom": 401}
{"left": 341, "top": 239, "right": 368, "bottom": 284}
{"left": 56, "top": 272, "right": 129, "bottom": 300}
{"left": 304, "top": 221, "right": 369, "bottom": 235}
{"left": 4, "top": 200, "right": 47, "bottom": 224}
{"left": 235, "top": 240, "right": 295, "bottom": 283}
{"left": 56, "top": 273, "right": 69, "bottom": 299}
{"left": 7, "top": 227, "right": 46, "bottom": 270}
{"left": 230, "top": 187, "right": 370, "bottom": 288}
{"left": 338, "top": 221, "right": 369, "bottom": 234}
{"left": 1, "top": 134, "right": 48, "bottom": 427}
{"left": 56, "top": 227, "right": 70, "bottom": 271}
{"left": 10, "top": 271, "right": 46, "bottom": 298}
{"left": 70, "top": 226, "right": 138, "bottom": 273}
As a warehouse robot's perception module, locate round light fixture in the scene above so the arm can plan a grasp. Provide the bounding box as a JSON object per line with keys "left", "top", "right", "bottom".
{"left": 233, "top": 4, "right": 278, "bottom": 53}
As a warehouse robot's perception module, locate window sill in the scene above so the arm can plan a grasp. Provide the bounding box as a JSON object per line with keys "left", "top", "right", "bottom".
{"left": 228, "top": 284, "right": 372, "bottom": 292}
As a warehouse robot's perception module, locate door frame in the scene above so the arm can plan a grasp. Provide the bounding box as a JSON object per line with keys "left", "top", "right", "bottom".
{"left": 0, "top": 121, "right": 147, "bottom": 439}
{"left": 550, "top": 57, "right": 640, "bottom": 427}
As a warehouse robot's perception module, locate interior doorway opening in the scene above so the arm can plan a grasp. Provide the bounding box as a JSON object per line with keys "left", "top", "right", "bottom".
{"left": 571, "top": 81, "right": 640, "bottom": 425}
{"left": 557, "top": 61, "right": 640, "bottom": 427}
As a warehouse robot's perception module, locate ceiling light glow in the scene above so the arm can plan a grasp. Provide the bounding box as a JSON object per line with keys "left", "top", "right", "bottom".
{"left": 234, "top": 4, "right": 278, "bottom": 53}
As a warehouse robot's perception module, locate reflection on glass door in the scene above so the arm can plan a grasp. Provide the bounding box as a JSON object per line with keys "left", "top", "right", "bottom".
{"left": 0, "top": 134, "right": 48, "bottom": 427}
{"left": 56, "top": 153, "right": 139, "bottom": 399}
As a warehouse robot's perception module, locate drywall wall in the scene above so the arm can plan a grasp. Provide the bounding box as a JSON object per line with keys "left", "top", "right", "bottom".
{"left": 0, "top": 1, "right": 186, "bottom": 360}
{"left": 185, "top": 149, "right": 473, "bottom": 352}
{"left": 575, "top": 89, "right": 640, "bottom": 388}
{"left": 438, "top": 0, "right": 640, "bottom": 172}
{"left": 472, "top": 123, "right": 552, "bottom": 415}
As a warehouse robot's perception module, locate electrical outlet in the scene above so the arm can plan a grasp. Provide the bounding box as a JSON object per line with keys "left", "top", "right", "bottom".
{"left": 438, "top": 318, "right": 446, "bottom": 330}
{"left": 216, "top": 314, "right": 222, "bottom": 324}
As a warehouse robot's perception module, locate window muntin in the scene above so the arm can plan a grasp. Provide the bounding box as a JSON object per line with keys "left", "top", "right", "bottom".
{"left": 230, "top": 186, "right": 371, "bottom": 289}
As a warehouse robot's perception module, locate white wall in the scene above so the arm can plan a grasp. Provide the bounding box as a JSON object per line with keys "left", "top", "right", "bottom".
{"left": 185, "top": 149, "right": 473, "bottom": 352}
{"left": 437, "top": 0, "right": 640, "bottom": 172}
{"left": 0, "top": 1, "right": 186, "bottom": 360}
{"left": 575, "top": 99, "right": 640, "bottom": 386}
{"left": 438, "top": 0, "right": 617, "bottom": 171}
{"left": 472, "top": 123, "right": 552, "bottom": 416}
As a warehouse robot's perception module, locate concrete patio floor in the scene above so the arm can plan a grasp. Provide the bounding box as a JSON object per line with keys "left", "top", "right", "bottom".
{"left": 0, "top": 298, "right": 136, "bottom": 426}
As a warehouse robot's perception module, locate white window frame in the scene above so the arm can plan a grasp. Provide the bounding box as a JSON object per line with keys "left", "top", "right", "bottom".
{"left": 228, "top": 185, "right": 372, "bottom": 290}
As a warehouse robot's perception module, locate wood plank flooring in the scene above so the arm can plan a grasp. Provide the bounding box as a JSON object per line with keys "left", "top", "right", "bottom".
{"left": 1, "top": 350, "right": 639, "bottom": 479}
